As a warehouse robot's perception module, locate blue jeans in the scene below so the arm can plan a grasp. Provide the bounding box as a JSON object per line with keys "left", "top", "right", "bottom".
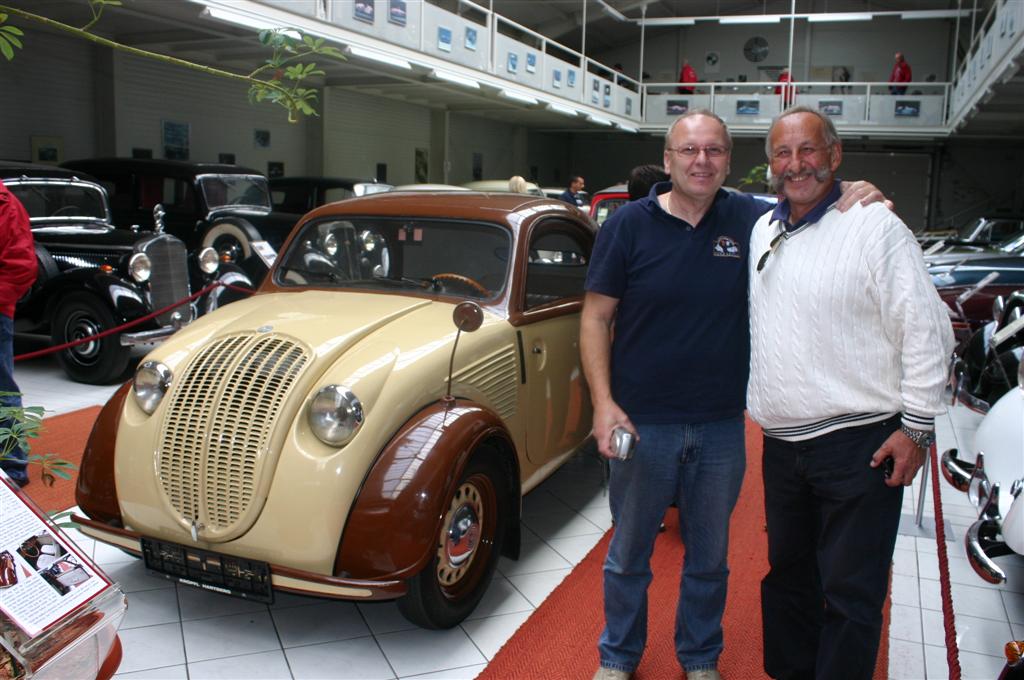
{"left": 598, "top": 416, "right": 746, "bottom": 673}
{"left": 0, "top": 315, "right": 27, "bottom": 485}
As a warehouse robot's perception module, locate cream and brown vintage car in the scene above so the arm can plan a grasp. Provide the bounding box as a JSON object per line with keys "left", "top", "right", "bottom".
{"left": 73, "top": 191, "right": 595, "bottom": 628}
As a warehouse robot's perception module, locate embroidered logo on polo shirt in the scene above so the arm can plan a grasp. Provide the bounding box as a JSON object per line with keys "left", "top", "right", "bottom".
{"left": 713, "top": 235, "right": 741, "bottom": 258}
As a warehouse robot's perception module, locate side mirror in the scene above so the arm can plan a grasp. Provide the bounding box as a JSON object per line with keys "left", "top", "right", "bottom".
{"left": 452, "top": 301, "right": 483, "bottom": 333}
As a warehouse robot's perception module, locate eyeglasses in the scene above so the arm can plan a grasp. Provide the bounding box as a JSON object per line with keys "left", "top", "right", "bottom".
{"left": 770, "top": 145, "right": 825, "bottom": 161}
{"left": 667, "top": 144, "right": 729, "bottom": 158}
{"left": 756, "top": 229, "right": 785, "bottom": 274}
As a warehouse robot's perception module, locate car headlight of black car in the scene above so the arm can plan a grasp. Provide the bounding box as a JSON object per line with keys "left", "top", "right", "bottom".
{"left": 133, "top": 361, "right": 173, "bottom": 415}
{"left": 197, "top": 246, "right": 220, "bottom": 275}
{"left": 319, "top": 231, "right": 339, "bottom": 257}
{"left": 308, "top": 385, "right": 363, "bottom": 446}
{"left": 129, "top": 252, "right": 152, "bottom": 283}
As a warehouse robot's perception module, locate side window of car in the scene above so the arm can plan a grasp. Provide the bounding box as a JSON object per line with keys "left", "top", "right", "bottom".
{"left": 524, "top": 222, "right": 590, "bottom": 310}
{"left": 990, "top": 220, "right": 1023, "bottom": 243}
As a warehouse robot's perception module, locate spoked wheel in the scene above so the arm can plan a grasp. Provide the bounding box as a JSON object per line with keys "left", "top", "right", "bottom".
{"left": 398, "top": 454, "right": 507, "bottom": 629}
{"left": 51, "top": 293, "right": 131, "bottom": 384}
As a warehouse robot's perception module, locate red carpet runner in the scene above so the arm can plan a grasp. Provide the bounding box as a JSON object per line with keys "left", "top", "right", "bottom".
{"left": 479, "top": 419, "right": 890, "bottom": 680}
{"left": 19, "top": 406, "right": 100, "bottom": 514}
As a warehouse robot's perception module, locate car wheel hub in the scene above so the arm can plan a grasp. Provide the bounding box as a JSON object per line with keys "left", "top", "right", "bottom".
{"left": 66, "top": 314, "right": 102, "bottom": 363}
{"left": 438, "top": 482, "right": 482, "bottom": 585}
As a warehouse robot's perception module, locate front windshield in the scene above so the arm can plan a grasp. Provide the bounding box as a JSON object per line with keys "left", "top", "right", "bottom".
{"left": 956, "top": 217, "right": 984, "bottom": 241}
{"left": 198, "top": 174, "right": 271, "bottom": 210}
{"left": 7, "top": 181, "right": 108, "bottom": 223}
{"left": 276, "top": 217, "right": 511, "bottom": 301}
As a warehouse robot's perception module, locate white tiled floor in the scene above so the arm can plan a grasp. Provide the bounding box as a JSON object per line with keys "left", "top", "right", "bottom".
{"left": 14, "top": 355, "right": 1024, "bottom": 679}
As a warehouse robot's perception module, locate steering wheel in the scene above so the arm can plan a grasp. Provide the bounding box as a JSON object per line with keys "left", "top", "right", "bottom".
{"left": 431, "top": 273, "right": 489, "bottom": 297}
{"left": 52, "top": 205, "right": 81, "bottom": 217}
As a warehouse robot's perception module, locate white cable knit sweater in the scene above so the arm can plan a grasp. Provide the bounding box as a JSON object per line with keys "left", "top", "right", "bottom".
{"left": 747, "top": 201, "right": 955, "bottom": 441}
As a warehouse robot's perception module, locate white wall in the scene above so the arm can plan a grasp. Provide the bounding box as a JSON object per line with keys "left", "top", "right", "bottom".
{"left": 322, "top": 88, "right": 431, "bottom": 183}
{"left": 0, "top": 30, "right": 97, "bottom": 162}
{"left": 110, "top": 52, "right": 309, "bottom": 174}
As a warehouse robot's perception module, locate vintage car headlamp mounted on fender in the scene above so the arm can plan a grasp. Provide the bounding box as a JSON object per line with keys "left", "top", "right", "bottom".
{"left": 128, "top": 252, "right": 152, "bottom": 283}
{"left": 133, "top": 360, "right": 173, "bottom": 415}
{"left": 197, "top": 246, "right": 220, "bottom": 275}
{"left": 309, "top": 385, "right": 364, "bottom": 446}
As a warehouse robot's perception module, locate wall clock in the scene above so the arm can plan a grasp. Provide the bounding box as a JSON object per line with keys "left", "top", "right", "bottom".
{"left": 744, "top": 36, "right": 769, "bottom": 62}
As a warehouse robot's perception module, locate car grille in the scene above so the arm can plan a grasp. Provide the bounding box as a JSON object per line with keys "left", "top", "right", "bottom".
{"left": 157, "top": 333, "right": 311, "bottom": 540}
{"left": 143, "top": 235, "right": 191, "bottom": 325}
{"left": 452, "top": 344, "right": 519, "bottom": 420}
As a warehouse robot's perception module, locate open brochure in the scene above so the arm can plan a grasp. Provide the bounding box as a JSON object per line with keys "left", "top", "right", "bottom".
{"left": 0, "top": 476, "right": 111, "bottom": 638}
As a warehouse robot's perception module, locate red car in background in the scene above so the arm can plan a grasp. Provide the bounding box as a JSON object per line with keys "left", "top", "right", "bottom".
{"left": 589, "top": 183, "right": 628, "bottom": 227}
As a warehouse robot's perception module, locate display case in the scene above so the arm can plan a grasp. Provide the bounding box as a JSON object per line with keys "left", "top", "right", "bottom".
{"left": 0, "top": 473, "right": 126, "bottom": 679}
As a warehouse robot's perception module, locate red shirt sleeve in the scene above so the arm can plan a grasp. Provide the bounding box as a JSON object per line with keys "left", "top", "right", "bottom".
{"left": 0, "top": 182, "right": 38, "bottom": 318}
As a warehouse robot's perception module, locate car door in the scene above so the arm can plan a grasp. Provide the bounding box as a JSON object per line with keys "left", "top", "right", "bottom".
{"left": 513, "top": 217, "right": 594, "bottom": 465}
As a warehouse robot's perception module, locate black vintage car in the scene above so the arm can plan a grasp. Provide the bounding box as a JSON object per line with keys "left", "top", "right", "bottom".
{"left": 269, "top": 176, "right": 391, "bottom": 213}
{"left": 3, "top": 161, "right": 253, "bottom": 384}
{"left": 952, "top": 289, "right": 1024, "bottom": 412}
{"left": 61, "top": 158, "right": 300, "bottom": 281}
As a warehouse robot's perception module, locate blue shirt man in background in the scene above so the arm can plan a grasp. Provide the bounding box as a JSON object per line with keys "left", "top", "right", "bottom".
{"left": 559, "top": 175, "right": 586, "bottom": 207}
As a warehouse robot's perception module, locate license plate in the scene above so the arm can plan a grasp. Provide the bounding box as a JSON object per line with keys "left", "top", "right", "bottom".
{"left": 141, "top": 537, "right": 273, "bottom": 603}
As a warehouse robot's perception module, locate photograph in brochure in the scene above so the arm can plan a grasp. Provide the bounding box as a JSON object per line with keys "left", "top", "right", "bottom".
{"left": 0, "top": 476, "right": 111, "bottom": 638}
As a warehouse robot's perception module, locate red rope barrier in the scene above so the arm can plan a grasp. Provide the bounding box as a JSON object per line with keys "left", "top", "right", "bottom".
{"left": 14, "top": 280, "right": 254, "bottom": 362}
{"left": 929, "top": 442, "right": 962, "bottom": 680}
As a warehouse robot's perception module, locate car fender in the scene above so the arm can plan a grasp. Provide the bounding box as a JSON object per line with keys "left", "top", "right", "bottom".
{"left": 38, "top": 271, "right": 148, "bottom": 328}
{"left": 76, "top": 380, "right": 132, "bottom": 524}
{"left": 198, "top": 264, "right": 255, "bottom": 316}
{"left": 334, "top": 399, "right": 521, "bottom": 581}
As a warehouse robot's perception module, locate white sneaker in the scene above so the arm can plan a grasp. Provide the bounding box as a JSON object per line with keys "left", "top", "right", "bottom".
{"left": 592, "top": 667, "right": 632, "bottom": 680}
{"left": 687, "top": 670, "right": 722, "bottom": 680}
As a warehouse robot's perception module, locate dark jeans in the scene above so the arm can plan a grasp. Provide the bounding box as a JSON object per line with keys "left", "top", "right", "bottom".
{"left": 0, "top": 315, "right": 27, "bottom": 485}
{"left": 761, "top": 416, "right": 903, "bottom": 680}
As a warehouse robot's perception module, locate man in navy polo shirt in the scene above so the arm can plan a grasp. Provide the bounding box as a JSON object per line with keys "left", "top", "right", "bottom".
{"left": 581, "top": 110, "right": 886, "bottom": 680}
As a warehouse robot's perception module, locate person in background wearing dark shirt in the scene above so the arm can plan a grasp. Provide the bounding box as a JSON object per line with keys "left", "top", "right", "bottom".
{"left": 627, "top": 164, "right": 668, "bottom": 201}
{"left": 0, "top": 181, "right": 38, "bottom": 487}
{"left": 559, "top": 175, "right": 586, "bottom": 207}
{"left": 581, "top": 110, "right": 888, "bottom": 680}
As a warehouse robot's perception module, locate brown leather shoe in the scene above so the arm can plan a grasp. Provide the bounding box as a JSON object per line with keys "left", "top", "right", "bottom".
{"left": 592, "top": 667, "right": 632, "bottom": 680}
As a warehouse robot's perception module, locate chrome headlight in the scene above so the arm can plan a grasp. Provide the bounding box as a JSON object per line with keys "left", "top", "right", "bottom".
{"left": 133, "top": 361, "right": 172, "bottom": 415}
{"left": 129, "top": 252, "right": 151, "bottom": 283}
{"left": 360, "top": 230, "right": 376, "bottom": 252}
{"left": 308, "top": 385, "right": 363, "bottom": 446}
{"left": 320, "top": 232, "right": 338, "bottom": 257}
{"left": 197, "top": 246, "right": 220, "bottom": 274}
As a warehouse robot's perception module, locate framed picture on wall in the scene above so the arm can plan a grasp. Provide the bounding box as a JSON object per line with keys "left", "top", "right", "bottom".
{"left": 415, "top": 148, "right": 428, "bottom": 183}
{"left": 552, "top": 69, "right": 562, "bottom": 88}
{"left": 253, "top": 129, "right": 271, "bottom": 149}
{"left": 472, "top": 152, "right": 483, "bottom": 181}
{"left": 567, "top": 70, "right": 576, "bottom": 88}
{"left": 162, "top": 120, "right": 190, "bottom": 160}
{"left": 666, "top": 100, "right": 689, "bottom": 115}
{"left": 736, "top": 100, "right": 760, "bottom": 115}
{"left": 506, "top": 52, "right": 518, "bottom": 74}
{"left": 354, "top": 1, "right": 375, "bottom": 24}
{"left": 625, "top": 98, "right": 632, "bottom": 116}
{"left": 30, "top": 135, "right": 63, "bottom": 165}
{"left": 388, "top": 0, "right": 406, "bottom": 27}
{"left": 464, "top": 27, "right": 477, "bottom": 51}
{"left": 818, "top": 100, "right": 843, "bottom": 116}
{"left": 590, "top": 79, "right": 599, "bottom": 105}
{"left": 603, "top": 83, "right": 611, "bottom": 108}
{"left": 437, "top": 26, "right": 452, "bottom": 52}
{"left": 267, "top": 161, "right": 285, "bottom": 178}
{"left": 525, "top": 53, "right": 536, "bottom": 74}
{"left": 894, "top": 100, "right": 920, "bottom": 117}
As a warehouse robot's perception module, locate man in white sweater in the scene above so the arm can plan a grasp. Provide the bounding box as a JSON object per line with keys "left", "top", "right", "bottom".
{"left": 747, "top": 107, "right": 954, "bottom": 680}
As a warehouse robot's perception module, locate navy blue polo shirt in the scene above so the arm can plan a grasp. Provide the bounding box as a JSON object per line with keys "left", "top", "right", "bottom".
{"left": 585, "top": 182, "right": 772, "bottom": 423}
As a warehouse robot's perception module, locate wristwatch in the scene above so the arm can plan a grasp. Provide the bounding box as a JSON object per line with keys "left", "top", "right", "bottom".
{"left": 900, "top": 424, "right": 935, "bottom": 449}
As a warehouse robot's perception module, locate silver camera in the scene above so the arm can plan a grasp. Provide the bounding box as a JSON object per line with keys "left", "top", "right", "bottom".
{"left": 611, "top": 427, "right": 636, "bottom": 460}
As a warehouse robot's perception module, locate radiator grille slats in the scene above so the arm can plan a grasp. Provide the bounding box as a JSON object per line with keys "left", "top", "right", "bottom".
{"left": 452, "top": 345, "right": 518, "bottom": 420}
{"left": 158, "top": 334, "right": 309, "bottom": 538}
{"left": 144, "top": 235, "right": 191, "bottom": 325}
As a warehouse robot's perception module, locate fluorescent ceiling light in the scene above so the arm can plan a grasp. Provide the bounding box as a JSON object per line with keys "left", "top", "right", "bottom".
{"left": 501, "top": 89, "right": 538, "bottom": 105}
{"left": 546, "top": 102, "right": 579, "bottom": 117}
{"left": 347, "top": 45, "right": 412, "bottom": 70}
{"left": 431, "top": 69, "right": 479, "bottom": 89}
{"left": 201, "top": 6, "right": 277, "bottom": 31}
{"left": 901, "top": 10, "right": 967, "bottom": 19}
{"left": 718, "top": 15, "right": 781, "bottom": 24}
{"left": 587, "top": 115, "right": 612, "bottom": 126}
{"left": 641, "top": 17, "right": 695, "bottom": 26}
{"left": 807, "top": 12, "right": 873, "bottom": 22}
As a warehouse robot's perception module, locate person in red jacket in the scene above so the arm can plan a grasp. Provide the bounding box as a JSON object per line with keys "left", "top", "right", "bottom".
{"left": 677, "top": 58, "right": 698, "bottom": 94}
{"left": 775, "top": 67, "right": 796, "bottom": 107}
{"left": 0, "top": 181, "right": 38, "bottom": 487}
{"left": 889, "top": 51, "right": 912, "bottom": 94}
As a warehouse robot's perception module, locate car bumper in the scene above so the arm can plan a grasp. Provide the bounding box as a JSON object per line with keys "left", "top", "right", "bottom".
{"left": 72, "top": 514, "right": 407, "bottom": 601}
{"left": 119, "top": 325, "right": 179, "bottom": 346}
{"left": 965, "top": 517, "right": 1013, "bottom": 584}
{"left": 940, "top": 448, "right": 974, "bottom": 492}
{"left": 950, "top": 357, "right": 991, "bottom": 414}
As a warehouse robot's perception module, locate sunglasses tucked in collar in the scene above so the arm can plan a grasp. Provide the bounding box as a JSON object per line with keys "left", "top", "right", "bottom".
{"left": 757, "top": 180, "right": 842, "bottom": 274}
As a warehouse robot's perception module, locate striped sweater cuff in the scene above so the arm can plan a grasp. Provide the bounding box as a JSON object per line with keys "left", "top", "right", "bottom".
{"left": 901, "top": 412, "right": 935, "bottom": 432}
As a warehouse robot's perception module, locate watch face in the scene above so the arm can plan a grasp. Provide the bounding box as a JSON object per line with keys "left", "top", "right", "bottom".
{"left": 744, "top": 36, "right": 769, "bottom": 63}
